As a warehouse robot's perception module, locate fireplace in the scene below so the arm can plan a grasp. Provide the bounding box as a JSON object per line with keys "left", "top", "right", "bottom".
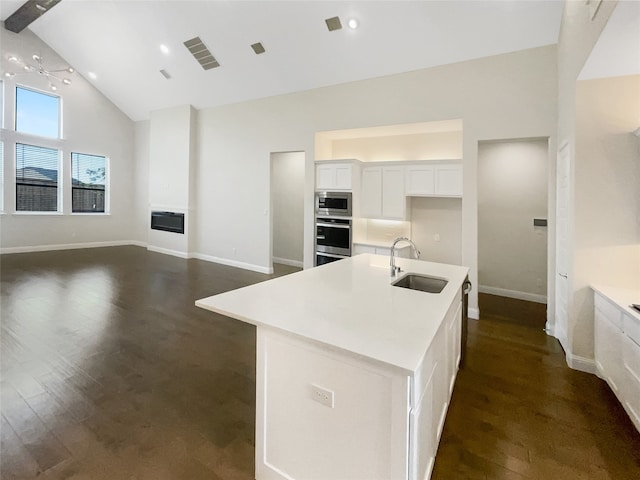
{"left": 151, "top": 211, "right": 184, "bottom": 234}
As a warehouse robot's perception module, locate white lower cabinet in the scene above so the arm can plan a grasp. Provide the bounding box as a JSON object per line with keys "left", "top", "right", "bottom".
{"left": 622, "top": 335, "right": 640, "bottom": 429}
{"left": 255, "top": 289, "right": 463, "bottom": 480}
{"left": 594, "top": 290, "right": 640, "bottom": 432}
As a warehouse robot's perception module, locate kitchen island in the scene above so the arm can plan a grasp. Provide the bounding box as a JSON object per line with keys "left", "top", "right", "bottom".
{"left": 196, "top": 253, "right": 469, "bottom": 480}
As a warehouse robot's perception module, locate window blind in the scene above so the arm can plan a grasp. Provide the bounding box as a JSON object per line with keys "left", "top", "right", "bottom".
{"left": 16, "top": 143, "right": 59, "bottom": 212}
{"left": 72, "top": 152, "right": 106, "bottom": 213}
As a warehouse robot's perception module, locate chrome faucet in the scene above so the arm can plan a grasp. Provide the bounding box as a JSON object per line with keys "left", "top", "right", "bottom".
{"left": 390, "top": 237, "right": 421, "bottom": 277}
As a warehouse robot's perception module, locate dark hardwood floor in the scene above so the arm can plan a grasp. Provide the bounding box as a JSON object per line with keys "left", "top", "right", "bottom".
{"left": 433, "top": 293, "right": 640, "bottom": 479}
{"left": 1, "top": 247, "right": 639, "bottom": 479}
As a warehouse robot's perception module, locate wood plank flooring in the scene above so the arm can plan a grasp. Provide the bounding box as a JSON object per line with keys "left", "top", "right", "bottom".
{"left": 1, "top": 247, "right": 639, "bottom": 479}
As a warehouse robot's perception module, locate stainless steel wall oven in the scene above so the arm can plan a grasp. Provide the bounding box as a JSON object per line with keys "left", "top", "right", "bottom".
{"left": 315, "top": 216, "right": 351, "bottom": 265}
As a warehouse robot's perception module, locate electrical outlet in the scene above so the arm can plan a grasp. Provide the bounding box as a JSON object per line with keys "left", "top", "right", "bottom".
{"left": 310, "top": 384, "right": 334, "bottom": 408}
{"left": 433, "top": 234, "right": 440, "bottom": 242}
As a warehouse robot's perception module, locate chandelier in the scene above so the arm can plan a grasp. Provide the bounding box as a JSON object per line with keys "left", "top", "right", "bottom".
{"left": 4, "top": 54, "right": 74, "bottom": 91}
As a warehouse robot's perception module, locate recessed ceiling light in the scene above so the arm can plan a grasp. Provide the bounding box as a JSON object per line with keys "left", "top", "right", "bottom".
{"left": 88, "top": 72, "right": 97, "bottom": 80}
{"left": 160, "top": 44, "right": 170, "bottom": 55}
{"left": 348, "top": 18, "right": 359, "bottom": 29}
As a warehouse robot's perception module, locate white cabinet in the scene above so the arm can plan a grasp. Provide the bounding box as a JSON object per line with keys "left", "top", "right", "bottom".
{"left": 382, "top": 166, "right": 406, "bottom": 218}
{"left": 594, "top": 290, "right": 640, "bottom": 433}
{"left": 405, "top": 163, "right": 462, "bottom": 197}
{"left": 594, "top": 298, "right": 624, "bottom": 395}
{"left": 360, "top": 165, "right": 406, "bottom": 219}
{"left": 361, "top": 167, "right": 383, "bottom": 217}
{"left": 255, "top": 287, "right": 464, "bottom": 480}
{"left": 316, "top": 162, "right": 353, "bottom": 190}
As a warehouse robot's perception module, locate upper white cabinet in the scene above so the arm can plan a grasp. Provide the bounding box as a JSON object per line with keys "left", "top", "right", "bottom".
{"left": 316, "top": 162, "right": 353, "bottom": 191}
{"left": 405, "top": 163, "right": 462, "bottom": 197}
{"left": 361, "top": 167, "right": 382, "bottom": 217}
{"left": 361, "top": 165, "right": 406, "bottom": 220}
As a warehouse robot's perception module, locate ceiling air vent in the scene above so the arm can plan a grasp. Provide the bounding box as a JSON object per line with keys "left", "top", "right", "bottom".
{"left": 325, "top": 16, "right": 342, "bottom": 32}
{"left": 251, "top": 42, "right": 266, "bottom": 55}
{"left": 183, "top": 36, "right": 220, "bottom": 70}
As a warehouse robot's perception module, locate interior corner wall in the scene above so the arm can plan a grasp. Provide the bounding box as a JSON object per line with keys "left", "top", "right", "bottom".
{"left": 133, "top": 120, "right": 150, "bottom": 244}
{"left": 478, "top": 139, "right": 548, "bottom": 301}
{"left": 0, "top": 27, "right": 135, "bottom": 252}
{"left": 191, "top": 45, "right": 558, "bottom": 314}
{"left": 556, "top": 0, "right": 619, "bottom": 361}
{"left": 572, "top": 74, "right": 640, "bottom": 359}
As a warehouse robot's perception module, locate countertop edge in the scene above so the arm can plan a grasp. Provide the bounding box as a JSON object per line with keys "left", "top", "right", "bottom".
{"left": 592, "top": 284, "right": 640, "bottom": 322}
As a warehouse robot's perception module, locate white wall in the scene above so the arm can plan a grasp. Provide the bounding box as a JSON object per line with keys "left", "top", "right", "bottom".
{"left": 271, "top": 151, "right": 305, "bottom": 267}
{"left": 0, "top": 27, "right": 136, "bottom": 252}
{"left": 572, "top": 74, "right": 640, "bottom": 359}
{"left": 132, "top": 120, "right": 150, "bottom": 243}
{"left": 147, "top": 105, "right": 196, "bottom": 256}
{"left": 181, "top": 45, "right": 558, "bottom": 314}
{"left": 331, "top": 131, "right": 463, "bottom": 162}
{"left": 410, "top": 198, "right": 462, "bottom": 266}
{"left": 556, "top": 0, "right": 631, "bottom": 366}
{"left": 478, "top": 139, "right": 549, "bottom": 303}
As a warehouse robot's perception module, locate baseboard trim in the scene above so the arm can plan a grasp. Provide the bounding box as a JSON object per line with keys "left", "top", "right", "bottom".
{"left": 478, "top": 285, "right": 547, "bottom": 304}
{"left": 146, "top": 245, "right": 189, "bottom": 259}
{"left": 1, "top": 240, "right": 144, "bottom": 254}
{"left": 468, "top": 307, "right": 480, "bottom": 320}
{"left": 272, "top": 256, "right": 303, "bottom": 268}
{"left": 567, "top": 352, "right": 597, "bottom": 374}
{"left": 192, "top": 252, "right": 273, "bottom": 275}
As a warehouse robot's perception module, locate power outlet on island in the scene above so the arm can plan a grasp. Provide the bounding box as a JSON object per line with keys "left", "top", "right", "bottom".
{"left": 310, "top": 384, "right": 334, "bottom": 408}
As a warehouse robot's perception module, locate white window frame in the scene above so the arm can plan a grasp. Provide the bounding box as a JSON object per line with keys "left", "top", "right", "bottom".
{"left": 71, "top": 152, "right": 110, "bottom": 215}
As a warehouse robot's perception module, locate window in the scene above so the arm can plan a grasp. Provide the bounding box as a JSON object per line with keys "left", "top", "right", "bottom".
{"left": 72, "top": 152, "right": 107, "bottom": 213}
{"left": 16, "top": 143, "right": 60, "bottom": 212}
{"left": 15, "top": 86, "right": 60, "bottom": 138}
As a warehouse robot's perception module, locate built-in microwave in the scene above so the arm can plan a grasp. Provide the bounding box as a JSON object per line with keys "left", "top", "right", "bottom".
{"left": 315, "top": 191, "right": 352, "bottom": 217}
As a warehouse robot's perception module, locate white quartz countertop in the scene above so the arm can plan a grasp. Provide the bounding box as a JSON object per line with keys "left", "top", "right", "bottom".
{"left": 592, "top": 284, "right": 640, "bottom": 323}
{"left": 196, "top": 254, "right": 469, "bottom": 373}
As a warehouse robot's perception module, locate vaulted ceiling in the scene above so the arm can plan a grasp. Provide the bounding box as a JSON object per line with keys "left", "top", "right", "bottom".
{"left": 1, "top": 1, "right": 565, "bottom": 121}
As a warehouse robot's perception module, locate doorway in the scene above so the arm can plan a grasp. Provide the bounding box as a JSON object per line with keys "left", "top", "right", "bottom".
{"left": 270, "top": 151, "right": 305, "bottom": 270}
{"left": 477, "top": 138, "right": 549, "bottom": 319}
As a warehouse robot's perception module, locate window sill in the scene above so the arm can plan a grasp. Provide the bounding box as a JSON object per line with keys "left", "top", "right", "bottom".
{"left": 12, "top": 211, "right": 64, "bottom": 216}
{"left": 71, "top": 213, "right": 111, "bottom": 216}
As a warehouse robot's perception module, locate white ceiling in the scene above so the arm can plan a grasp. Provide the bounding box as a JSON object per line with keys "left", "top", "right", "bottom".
{"left": 579, "top": 0, "right": 640, "bottom": 80}
{"left": 1, "top": 0, "right": 564, "bottom": 121}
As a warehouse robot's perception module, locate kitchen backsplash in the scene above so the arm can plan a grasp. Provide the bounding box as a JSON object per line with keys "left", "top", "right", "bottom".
{"left": 361, "top": 219, "right": 411, "bottom": 245}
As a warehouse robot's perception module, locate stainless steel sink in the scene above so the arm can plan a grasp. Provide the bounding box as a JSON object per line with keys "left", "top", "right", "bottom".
{"left": 392, "top": 273, "right": 448, "bottom": 293}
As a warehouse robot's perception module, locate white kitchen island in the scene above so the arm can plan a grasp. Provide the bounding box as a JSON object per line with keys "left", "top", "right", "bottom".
{"left": 196, "top": 253, "right": 469, "bottom": 480}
